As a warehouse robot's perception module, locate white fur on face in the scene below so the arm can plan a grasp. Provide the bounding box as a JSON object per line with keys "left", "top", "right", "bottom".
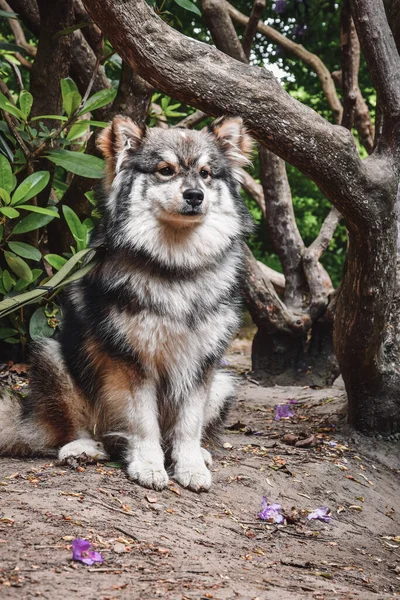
{"left": 112, "top": 175, "right": 241, "bottom": 270}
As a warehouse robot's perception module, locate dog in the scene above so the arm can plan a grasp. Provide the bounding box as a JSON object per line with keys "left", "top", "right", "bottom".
{"left": 0, "top": 115, "right": 253, "bottom": 491}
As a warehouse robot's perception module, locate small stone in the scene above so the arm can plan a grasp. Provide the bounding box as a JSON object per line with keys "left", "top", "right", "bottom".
{"left": 113, "top": 542, "right": 127, "bottom": 554}
{"left": 223, "top": 442, "right": 233, "bottom": 449}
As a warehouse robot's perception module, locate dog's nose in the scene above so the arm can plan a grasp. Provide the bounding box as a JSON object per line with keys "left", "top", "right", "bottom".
{"left": 183, "top": 188, "right": 204, "bottom": 207}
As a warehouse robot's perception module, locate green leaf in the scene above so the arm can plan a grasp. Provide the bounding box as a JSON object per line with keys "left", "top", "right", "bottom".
{"left": 0, "top": 187, "right": 11, "bottom": 204}
{"left": 0, "top": 328, "right": 18, "bottom": 340}
{"left": 0, "top": 206, "right": 19, "bottom": 218}
{"left": 62, "top": 205, "right": 84, "bottom": 243}
{"left": 17, "top": 204, "right": 60, "bottom": 218}
{"left": 173, "top": 0, "right": 201, "bottom": 16}
{"left": 4, "top": 251, "right": 32, "bottom": 281}
{"left": 66, "top": 121, "right": 89, "bottom": 141}
{"left": 8, "top": 241, "right": 41, "bottom": 261}
{"left": 46, "top": 149, "right": 105, "bottom": 178}
{"left": 0, "top": 92, "right": 23, "bottom": 120}
{"left": 11, "top": 171, "right": 50, "bottom": 205}
{"left": 12, "top": 207, "right": 58, "bottom": 234}
{"left": 0, "top": 154, "right": 13, "bottom": 194}
{"left": 0, "top": 9, "right": 18, "bottom": 18}
{"left": 77, "top": 88, "right": 117, "bottom": 117}
{"left": 30, "top": 115, "right": 68, "bottom": 123}
{"left": 2, "top": 270, "right": 13, "bottom": 293}
{"left": 19, "top": 90, "right": 33, "bottom": 121}
{"left": 13, "top": 268, "right": 43, "bottom": 292}
{"left": 84, "top": 190, "right": 96, "bottom": 205}
{"left": 29, "top": 307, "right": 55, "bottom": 339}
{"left": 44, "top": 254, "right": 67, "bottom": 270}
{"left": 61, "top": 78, "right": 82, "bottom": 118}
{"left": 55, "top": 21, "right": 89, "bottom": 37}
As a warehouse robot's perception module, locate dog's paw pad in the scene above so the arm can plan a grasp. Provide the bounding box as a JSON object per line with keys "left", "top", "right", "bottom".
{"left": 58, "top": 439, "right": 109, "bottom": 463}
{"left": 173, "top": 463, "right": 212, "bottom": 492}
{"left": 127, "top": 461, "right": 169, "bottom": 491}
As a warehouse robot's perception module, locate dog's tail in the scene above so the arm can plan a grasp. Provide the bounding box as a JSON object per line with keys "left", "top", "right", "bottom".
{"left": 0, "top": 388, "right": 52, "bottom": 456}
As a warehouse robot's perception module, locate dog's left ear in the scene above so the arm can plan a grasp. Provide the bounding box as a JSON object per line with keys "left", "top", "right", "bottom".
{"left": 207, "top": 116, "right": 253, "bottom": 167}
{"left": 97, "top": 115, "right": 144, "bottom": 185}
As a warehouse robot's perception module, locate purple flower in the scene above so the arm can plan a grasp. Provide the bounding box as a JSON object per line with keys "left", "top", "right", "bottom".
{"left": 288, "top": 399, "right": 298, "bottom": 405}
{"left": 258, "top": 496, "right": 284, "bottom": 523}
{"left": 72, "top": 538, "right": 103, "bottom": 565}
{"left": 307, "top": 507, "right": 332, "bottom": 523}
{"left": 274, "top": 404, "right": 295, "bottom": 420}
{"left": 274, "top": 0, "right": 286, "bottom": 14}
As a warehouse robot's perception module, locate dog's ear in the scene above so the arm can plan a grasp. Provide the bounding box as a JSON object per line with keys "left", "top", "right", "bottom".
{"left": 207, "top": 116, "right": 253, "bottom": 167}
{"left": 97, "top": 115, "right": 144, "bottom": 185}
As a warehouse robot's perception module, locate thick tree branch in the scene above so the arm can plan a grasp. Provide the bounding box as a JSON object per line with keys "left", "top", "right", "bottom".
{"left": 226, "top": 1, "right": 343, "bottom": 124}
{"left": 241, "top": 0, "right": 265, "bottom": 61}
{"left": 110, "top": 62, "right": 153, "bottom": 126}
{"left": 383, "top": 0, "right": 400, "bottom": 54}
{"left": 240, "top": 169, "right": 265, "bottom": 218}
{"left": 350, "top": 0, "right": 400, "bottom": 120}
{"left": 257, "top": 261, "right": 285, "bottom": 296}
{"left": 201, "top": 0, "right": 247, "bottom": 63}
{"left": 259, "top": 148, "right": 307, "bottom": 311}
{"left": 82, "top": 0, "right": 365, "bottom": 225}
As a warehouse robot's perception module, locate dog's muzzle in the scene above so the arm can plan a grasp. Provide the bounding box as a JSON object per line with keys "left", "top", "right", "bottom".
{"left": 181, "top": 188, "right": 204, "bottom": 215}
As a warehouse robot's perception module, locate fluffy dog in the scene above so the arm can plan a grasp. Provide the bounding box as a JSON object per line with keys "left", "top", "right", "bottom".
{"left": 0, "top": 116, "right": 253, "bottom": 491}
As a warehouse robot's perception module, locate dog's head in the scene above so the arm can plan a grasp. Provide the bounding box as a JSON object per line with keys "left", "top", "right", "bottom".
{"left": 96, "top": 115, "right": 253, "bottom": 267}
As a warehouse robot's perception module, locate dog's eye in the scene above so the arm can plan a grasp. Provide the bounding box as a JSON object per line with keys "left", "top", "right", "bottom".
{"left": 158, "top": 166, "right": 175, "bottom": 177}
{"left": 200, "top": 168, "right": 210, "bottom": 179}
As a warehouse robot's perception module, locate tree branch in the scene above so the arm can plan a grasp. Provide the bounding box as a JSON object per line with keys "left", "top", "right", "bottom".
{"left": 350, "top": 0, "right": 400, "bottom": 120}
{"left": 110, "top": 62, "right": 153, "bottom": 126}
{"left": 201, "top": 0, "right": 247, "bottom": 63}
{"left": 241, "top": 0, "right": 265, "bottom": 61}
{"left": 340, "top": 1, "right": 359, "bottom": 130}
{"left": 0, "top": 0, "right": 37, "bottom": 56}
{"left": 81, "top": 0, "right": 365, "bottom": 224}
{"left": 239, "top": 169, "right": 265, "bottom": 218}
{"left": 174, "top": 110, "right": 208, "bottom": 129}
{"left": 226, "top": 1, "right": 343, "bottom": 124}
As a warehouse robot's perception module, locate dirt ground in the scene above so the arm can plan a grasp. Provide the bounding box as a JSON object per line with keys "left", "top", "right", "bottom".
{"left": 1, "top": 348, "right": 400, "bottom": 600}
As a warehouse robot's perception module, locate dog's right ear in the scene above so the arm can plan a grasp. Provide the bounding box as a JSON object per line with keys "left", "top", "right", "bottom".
{"left": 97, "top": 115, "right": 144, "bottom": 185}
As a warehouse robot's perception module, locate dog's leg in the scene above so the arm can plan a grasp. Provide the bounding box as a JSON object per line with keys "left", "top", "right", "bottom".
{"left": 126, "top": 381, "right": 169, "bottom": 491}
{"left": 171, "top": 387, "right": 212, "bottom": 492}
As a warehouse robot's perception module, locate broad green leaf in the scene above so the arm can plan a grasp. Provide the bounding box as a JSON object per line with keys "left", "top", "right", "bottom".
{"left": 0, "top": 92, "right": 23, "bottom": 120}
{"left": 3, "top": 270, "right": 13, "bottom": 293}
{"left": 61, "top": 78, "right": 81, "bottom": 117}
{"left": 44, "top": 254, "right": 67, "bottom": 270}
{"left": 17, "top": 204, "right": 60, "bottom": 218}
{"left": 0, "top": 155, "right": 13, "bottom": 193}
{"left": 11, "top": 171, "right": 50, "bottom": 205}
{"left": 46, "top": 149, "right": 104, "bottom": 178}
{"left": 29, "top": 306, "right": 55, "bottom": 339}
{"left": 77, "top": 88, "right": 117, "bottom": 117}
{"left": 19, "top": 90, "right": 33, "bottom": 121}
{"left": 0, "top": 328, "right": 18, "bottom": 340}
{"left": 13, "top": 268, "right": 43, "bottom": 292}
{"left": 0, "top": 42, "right": 26, "bottom": 52}
{"left": 0, "top": 187, "right": 10, "bottom": 204}
{"left": 66, "top": 121, "right": 89, "bottom": 141}
{"left": 30, "top": 115, "right": 68, "bottom": 122}
{"left": 0, "top": 206, "right": 19, "bottom": 218}
{"left": 8, "top": 241, "right": 41, "bottom": 261}
{"left": 4, "top": 251, "right": 32, "bottom": 281}
{"left": 62, "top": 205, "right": 84, "bottom": 243}
{"left": 12, "top": 207, "right": 58, "bottom": 234}
{"left": 173, "top": 0, "right": 201, "bottom": 16}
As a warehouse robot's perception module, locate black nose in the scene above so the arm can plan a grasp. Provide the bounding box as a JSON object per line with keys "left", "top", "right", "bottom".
{"left": 183, "top": 188, "right": 204, "bottom": 207}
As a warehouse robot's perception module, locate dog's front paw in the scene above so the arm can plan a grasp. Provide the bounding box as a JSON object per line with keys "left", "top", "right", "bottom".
{"left": 127, "top": 459, "right": 169, "bottom": 491}
{"left": 173, "top": 461, "right": 212, "bottom": 492}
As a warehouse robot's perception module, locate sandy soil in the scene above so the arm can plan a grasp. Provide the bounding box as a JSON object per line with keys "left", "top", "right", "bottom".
{"left": 1, "top": 352, "right": 400, "bottom": 600}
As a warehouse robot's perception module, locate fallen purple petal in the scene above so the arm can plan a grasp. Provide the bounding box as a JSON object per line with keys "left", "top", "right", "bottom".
{"left": 72, "top": 538, "right": 103, "bottom": 565}
{"left": 307, "top": 507, "right": 332, "bottom": 523}
{"left": 328, "top": 441, "right": 338, "bottom": 447}
{"left": 274, "top": 404, "right": 295, "bottom": 420}
{"left": 288, "top": 399, "right": 298, "bottom": 405}
{"left": 258, "top": 496, "right": 284, "bottom": 524}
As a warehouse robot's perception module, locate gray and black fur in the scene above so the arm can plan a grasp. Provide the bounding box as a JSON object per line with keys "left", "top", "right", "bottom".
{"left": 0, "top": 116, "right": 253, "bottom": 491}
